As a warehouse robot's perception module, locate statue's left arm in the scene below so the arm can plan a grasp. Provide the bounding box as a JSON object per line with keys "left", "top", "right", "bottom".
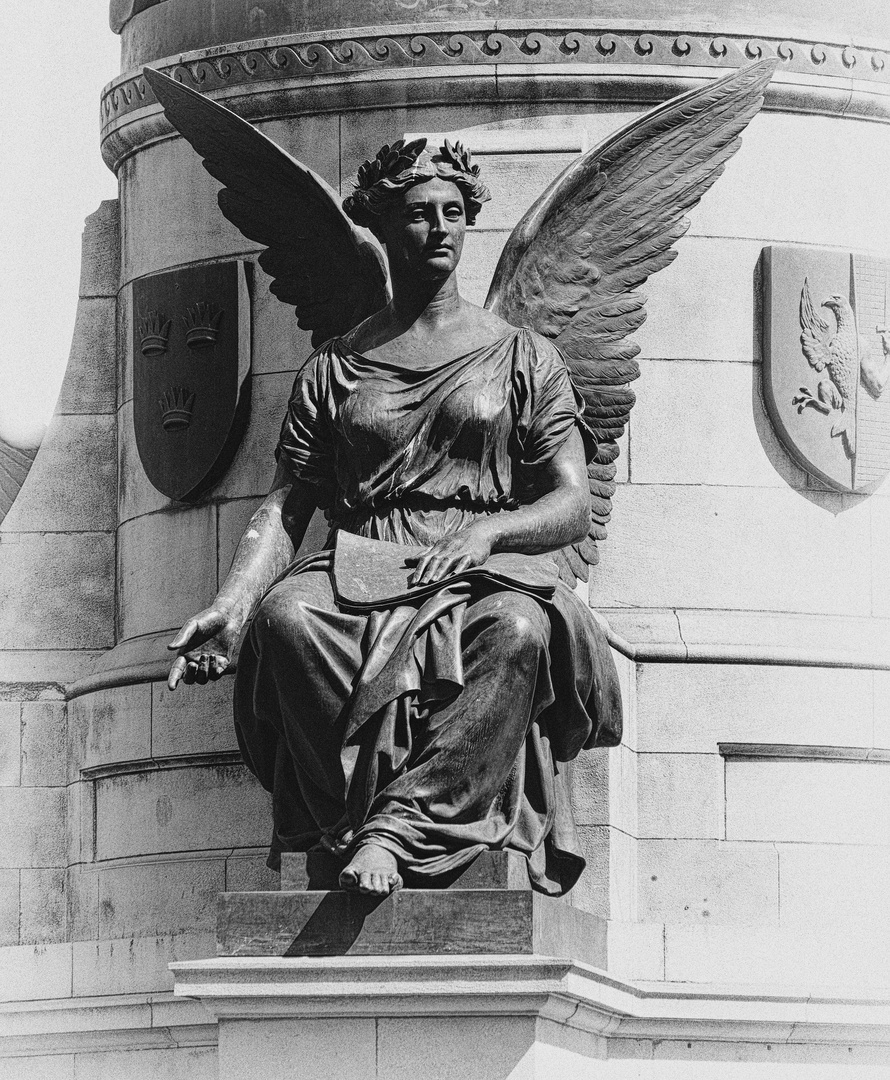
{"left": 409, "top": 428, "right": 588, "bottom": 586}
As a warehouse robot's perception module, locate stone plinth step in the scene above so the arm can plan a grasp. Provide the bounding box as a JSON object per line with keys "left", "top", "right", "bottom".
{"left": 279, "top": 848, "right": 529, "bottom": 891}
{"left": 218, "top": 888, "right": 606, "bottom": 965}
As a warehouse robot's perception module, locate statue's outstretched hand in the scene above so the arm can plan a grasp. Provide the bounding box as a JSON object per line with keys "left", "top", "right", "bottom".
{"left": 167, "top": 606, "right": 243, "bottom": 690}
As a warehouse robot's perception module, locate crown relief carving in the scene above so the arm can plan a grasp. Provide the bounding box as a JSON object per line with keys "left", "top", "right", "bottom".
{"left": 159, "top": 385, "right": 196, "bottom": 430}
{"left": 138, "top": 310, "right": 172, "bottom": 356}
{"left": 182, "top": 301, "right": 224, "bottom": 348}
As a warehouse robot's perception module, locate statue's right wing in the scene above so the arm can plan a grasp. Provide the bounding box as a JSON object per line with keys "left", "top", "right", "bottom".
{"left": 485, "top": 59, "right": 777, "bottom": 584}
{"left": 143, "top": 68, "right": 388, "bottom": 347}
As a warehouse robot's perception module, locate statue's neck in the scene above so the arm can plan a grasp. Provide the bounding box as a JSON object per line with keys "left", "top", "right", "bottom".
{"left": 389, "top": 272, "right": 463, "bottom": 331}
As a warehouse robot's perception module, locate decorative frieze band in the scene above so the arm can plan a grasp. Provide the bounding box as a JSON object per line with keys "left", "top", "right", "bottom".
{"left": 101, "top": 25, "right": 890, "bottom": 128}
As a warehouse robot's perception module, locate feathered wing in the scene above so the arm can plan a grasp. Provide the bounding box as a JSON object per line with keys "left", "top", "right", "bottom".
{"left": 799, "top": 278, "right": 832, "bottom": 372}
{"left": 142, "top": 67, "right": 388, "bottom": 346}
{"left": 486, "top": 59, "right": 777, "bottom": 584}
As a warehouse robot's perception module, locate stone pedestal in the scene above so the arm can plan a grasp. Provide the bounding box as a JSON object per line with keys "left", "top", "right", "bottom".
{"left": 164, "top": 849, "right": 890, "bottom": 1079}
{"left": 172, "top": 954, "right": 890, "bottom": 1080}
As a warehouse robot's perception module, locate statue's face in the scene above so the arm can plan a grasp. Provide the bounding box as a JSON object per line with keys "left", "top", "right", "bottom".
{"left": 376, "top": 177, "right": 466, "bottom": 281}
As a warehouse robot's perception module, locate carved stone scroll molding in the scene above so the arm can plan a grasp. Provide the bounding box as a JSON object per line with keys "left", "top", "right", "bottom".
{"left": 101, "top": 25, "right": 890, "bottom": 133}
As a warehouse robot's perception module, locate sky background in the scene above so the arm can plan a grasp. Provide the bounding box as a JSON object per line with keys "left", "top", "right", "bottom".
{"left": 0, "top": 5, "right": 120, "bottom": 448}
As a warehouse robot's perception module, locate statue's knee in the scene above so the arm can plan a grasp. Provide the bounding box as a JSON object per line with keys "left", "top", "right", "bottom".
{"left": 253, "top": 588, "right": 310, "bottom": 645}
{"left": 491, "top": 595, "right": 549, "bottom": 652}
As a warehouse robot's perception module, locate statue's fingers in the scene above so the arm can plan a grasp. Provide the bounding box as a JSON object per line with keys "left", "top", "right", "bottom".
{"left": 168, "top": 619, "right": 199, "bottom": 651}
{"left": 418, "top": 554, "right": 446, "bottom": 584}
{"left": 409, "top": 551, "right": 433, "bottom": 585}
{"left": 182, "top": 661, "right": 198, "bottom": 685}
{"left": 168, "top": 655, "right": 189, "bottom": 691}
{"left": 195, "top": 655, "right": 211, "bottom": 685}
{"left": 209, "top": 655, "right": 229, "bottom": 680}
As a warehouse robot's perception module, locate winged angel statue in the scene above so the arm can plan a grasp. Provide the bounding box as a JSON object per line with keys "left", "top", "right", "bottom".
{"left": 149, "top": 60, "right": 775, "bottom": 897}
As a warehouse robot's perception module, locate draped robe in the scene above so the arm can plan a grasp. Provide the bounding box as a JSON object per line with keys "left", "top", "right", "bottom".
{"left": 233, "top": 327, "right": 622, "bottom": 895}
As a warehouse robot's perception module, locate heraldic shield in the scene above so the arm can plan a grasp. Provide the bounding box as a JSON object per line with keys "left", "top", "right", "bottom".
{"left": 133, "top": 261, "right": 251, "bottom": 501}
{"left": 762, "top": 245, "right": 890, "bottom": 493}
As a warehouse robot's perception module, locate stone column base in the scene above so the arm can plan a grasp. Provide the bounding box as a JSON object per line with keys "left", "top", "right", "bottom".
{"left": 171, "top": 954, "right": 890, "bottom": 1079}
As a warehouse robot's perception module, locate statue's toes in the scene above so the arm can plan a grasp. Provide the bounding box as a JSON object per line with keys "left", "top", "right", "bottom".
{"left": 338, "top": 866, "right": 360, "bottom": 890}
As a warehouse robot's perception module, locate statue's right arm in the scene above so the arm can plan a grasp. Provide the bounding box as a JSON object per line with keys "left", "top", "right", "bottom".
{"left": 166, "top": 462, "right": 318, "bottom": 690}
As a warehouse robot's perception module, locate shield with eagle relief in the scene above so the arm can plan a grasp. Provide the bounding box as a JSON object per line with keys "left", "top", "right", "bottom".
{"left": 762, "top": 245, "right": 890, "bottom": 493}
{"left": 132, "top": 260, "right": 252, "bottom": 501}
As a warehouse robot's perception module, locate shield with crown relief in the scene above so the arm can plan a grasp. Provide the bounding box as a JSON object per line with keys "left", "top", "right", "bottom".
{"left": 132, "top": 260, "right": 252, "bottom": 501}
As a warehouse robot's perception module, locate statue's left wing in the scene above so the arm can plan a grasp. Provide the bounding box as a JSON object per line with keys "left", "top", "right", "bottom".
{"left": 486, "top": 59, "right": 776, "bottom": 584}
{"left": 143, "top": 68, "right": 388, "bottom": 347}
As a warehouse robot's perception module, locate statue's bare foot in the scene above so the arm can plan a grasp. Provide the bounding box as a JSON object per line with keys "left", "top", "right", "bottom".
{"left": 339, "top": 844, "right": 402, "bottom": 896}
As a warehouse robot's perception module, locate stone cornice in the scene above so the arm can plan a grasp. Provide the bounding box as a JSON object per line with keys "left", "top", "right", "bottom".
{"left": 101, "top": 23, "right": 890, "bottom": 139}
{"left": 172, "top": 954, "right": 890, "bottom": 1044}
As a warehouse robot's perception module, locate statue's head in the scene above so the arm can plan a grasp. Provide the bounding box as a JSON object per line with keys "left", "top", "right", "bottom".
{"left": 344, "top": 138, "right": 490, "bottom": 227}
{"left": 343, "top": 139, "right": 490, "bottom": 281}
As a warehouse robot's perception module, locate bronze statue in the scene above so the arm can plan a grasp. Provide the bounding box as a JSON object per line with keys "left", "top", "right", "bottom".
{"left": 145, "top": 60, "right": 775, "bottom": 897}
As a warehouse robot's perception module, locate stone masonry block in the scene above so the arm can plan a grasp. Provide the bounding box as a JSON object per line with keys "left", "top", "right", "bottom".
{"left": 1, "top": 414, "right": 116, "bottom": 533}
{"left": 120, "top": 145, "right": 254, "bottom": 286}
{"left": 0, "top": 869, "right": 19, "bottom": 946}
{"left": 635, "top": 663, "right": 875, "bottom": 754}
{"left": 637, "top": 753, "right": 723, "bottom": 840}
{"left": 224, "top": 1018, "right": 374, "bottom": 1080}
{"left": 378, "top": 1016, "right": 529, "bottom": 1080}
{"left": 66, "top": 864, "right": 99, "bottom": 943}
{"left": 215, "top": 372, "right": 296, "bottom": 500}
{"left": 664, "top": 921, "right": 890, "bottom": 988}
{"left": 0, "top": 533, "right": 114, "bottom": 651}
{"left": 118, "top": 400, "right": 170, "bottom": 523}
{"left": 630, "top": 358, "right": 808, "bottom": 489}
{"left": 72, "top": 1048, "right": 217, "bottom": 1080}
{"left": 871, "top": 496, "right": 890, "bottom": 620}
{"left": 72, "top": 931, "right": 216, "bottom": 997}
{"left": 633, "top": 237, "right": 766, "bottom": 366}
{"left": 118, "top": 506, "right": 217, "bottom": 641}
{"left": 66, "top": 781, "right": 93, "bottom": 869}
{"left": 97, "top": 857, "right": 225, "bottom": 939}
{"left": 568, "top": 825, "right": 609, "bottom": 918}
{"left": 151, "top": 677, "right": 237, "bottom": 758}
{"left": 79, "top": 201, "right": 120, "bottom": 299}
{"left": 875, "top": 670, "right": 890, "bottom": 749}
{"left": 21, "top": 701, "right": 66, "bottom": 787}
{"left": 119, "top": 280, "right": 133, "bottom": 407}
{"left": 571, "top": 744, "right": 637, "bottom": 837}
{"left": 69, "top": 683, "right": 151, "bottom": 779}
{"left": 0, "top": 702, "right": 20, "bottom": 786}
{"left": 225, "top": 853, "right": 280, "bottom": 893}
{"left": 250, "top": 260, "right": 313, "bottom": 376}
{"left": 0, "top": 942, "right": 72, "bottom": 1002}
{"left": 593, "top": 484, "right": 872, "bottom": 618}
{"left": 20, "top": 867, "right": 66, "bottom": 945}
{"left": 777, "top": 843, "right": 890, "bottom": 929}
{"left": 0, "top": 1055, "right": 74, "bottom": 1080}
{"left": 95, "top": 763, "right": 270, "bottom": 862}
{"left": 572, "top": 825, "right": 637, "bottom": 922}
{"left": 54, "top": 298, "right": 117, "bottom": 416}
{"left": 0, "top": 788, "right": 66, "bottom": 868}
{"left": 726, "top": 758, "right": 890, "bottom": 846}
{"left": 688, "top": 112, "right": 890, "bottom": 253}
{"left": 638, "top": 839, "right": 779, "bottom": 925}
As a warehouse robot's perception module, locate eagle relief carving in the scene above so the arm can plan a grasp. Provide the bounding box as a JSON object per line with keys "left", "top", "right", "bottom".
{"left": 762, "top": 247, "right": 890, "bottom": 493}
{"left": 794, "top": 277, "right": 890, "bottom": 458}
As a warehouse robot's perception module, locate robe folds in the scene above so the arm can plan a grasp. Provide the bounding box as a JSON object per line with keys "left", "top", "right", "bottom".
{"left": 233, "top": 328, "right": 622, "bottom": 895}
